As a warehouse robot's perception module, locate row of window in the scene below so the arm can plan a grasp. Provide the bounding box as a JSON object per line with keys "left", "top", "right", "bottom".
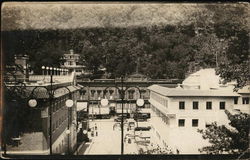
{"left": 64, "top": 55, "right": 79, "bottom": 59}
{"left": 234, "top": 97, "right": 249, "bottom": 105}
{"left": 85, "top": 89, "right": 147, "bottom": 99}
{"left": 52, "top": 96, "right": 68, "bottom": 113}
{"left": 52, "top": 111, "right": 68, "bottom": 132}
{"left": 52, "top": 91, "right": 78, "bottom": 112}
{"left": 178, "top": 119, "right": 199, "bottom": 127}
{"left": 64, "top": 61, "right": 76, "bottom": 66}
{"left": 179, "top": 101, "right": 226, "bottom": 110}
{"left": 51, "top": 91, "right": 77, "bottom": 131}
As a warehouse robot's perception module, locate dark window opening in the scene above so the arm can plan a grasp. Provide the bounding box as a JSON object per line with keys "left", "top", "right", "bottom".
{"left": 179, "top": 101, "right": 185, "bottom": 110}
{"left": 178, "top": 119, "right": 185, "bottom": 127}
{"left": 128, "top": 90, "right": 134, "bottom": 99}
{"left": 206, "top": 101, "right": 212, "bottom": 110}
{"left": 234, "top": 97, "right": 238, "bottom": 104}
{"left": 193, "top": 101, "right": 199, "bottom": 110}
{"left": 192, "top": 119, "right": 199, "bottom": 127}
{"left": 242, "top": 97, "right": 249, "bottom": 104}
{"left": 220, "top": 102, "right": 225, "bottom": 110}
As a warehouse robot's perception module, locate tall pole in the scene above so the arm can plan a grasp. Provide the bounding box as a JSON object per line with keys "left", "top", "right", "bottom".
{"left": 98, "top": 98, "right": 101, "bottom": 115}
{"left": 216, "top": 51, "right": 218, "bottom": 68}
{"left": 92, "top": 101, "right": 94, "bottom": 121}
{"left": 121, "top": 76, "right": 124, "bottom": 155}
{"left": 87, "top": 87, "right": 90, "bottom": 130}
{"left": 49, "top": 74, "right": 53, "bottom": 155}
{"left": 3, "top": 97, "right": 7, "bottom": 155}
{"left": 67, "top": 105, "right": 71, "bottom": 155}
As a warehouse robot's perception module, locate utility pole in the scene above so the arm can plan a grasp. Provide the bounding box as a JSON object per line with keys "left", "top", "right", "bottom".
{"left": 49, "top": 74, "right": 53, "bottom": 155}
{"left": 121, "top": 76, "right": 124, "bottom": 155}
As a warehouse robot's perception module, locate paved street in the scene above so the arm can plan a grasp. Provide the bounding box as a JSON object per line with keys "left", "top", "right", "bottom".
{"left": 83, "top": 118, "right": 141, "bottom": 154}
{"left": 81, "top": 117, "right": 164, "bottom": 155}
{"left": 84, "top": 119, "right": 121, "bottom": 154}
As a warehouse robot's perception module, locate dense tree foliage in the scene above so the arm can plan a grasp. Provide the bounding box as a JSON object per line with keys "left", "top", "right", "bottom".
{"left": 198, "top": 110, "right": 250, "bottom": 154}
{"left": 2, "top": 4, "right": 248, "bottom": 83}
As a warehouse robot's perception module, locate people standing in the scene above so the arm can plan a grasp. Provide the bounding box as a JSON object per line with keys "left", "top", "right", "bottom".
{"left": 95, "top": 123, "right": 97, "bottom": 130}
{"left": 94, "top": 123, "right": 98, "bottom": 136}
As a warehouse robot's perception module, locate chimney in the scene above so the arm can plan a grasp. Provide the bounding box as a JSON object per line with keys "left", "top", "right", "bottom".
{"left": 14, "top": 54, "right": 29, "bottom": 82}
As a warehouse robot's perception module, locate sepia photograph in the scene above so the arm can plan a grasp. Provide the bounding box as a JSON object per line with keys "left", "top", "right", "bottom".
{"left": 1, "top": 2, "right": 249, "bottom": 160}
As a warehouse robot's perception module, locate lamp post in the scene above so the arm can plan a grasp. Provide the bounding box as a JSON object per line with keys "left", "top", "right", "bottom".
{"left": 101, "top": 76, "right": 144, "bottom": 155}
{"left": 66, "top": 99, "right": 74, "bottom": 155}
{"left": 98, "top": 97, "right": 101, "bottom": 115}
{"left": 49, "top": 67, "right": 53, "bottom": 75}
{"left": 53, "top": 68, "right": 56, "bottom": 76}
{"left": 42, "top": 66, "right": 45, "bottom": 75}
{"left": 46, "top": 67, "right": 49, "bottom": 75}
{"left": 28, "top": 67, "right": 74, "bottom": 155}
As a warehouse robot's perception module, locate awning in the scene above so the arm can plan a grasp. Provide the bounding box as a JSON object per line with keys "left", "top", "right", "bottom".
{"left": 77, "top": 102, "right": 88, "bottom": 111}
{"left": 88, "top": 107, "right": 110, "bottom": 114}
{"left": 23, "top": 85, "right": 80, "bottom": 99}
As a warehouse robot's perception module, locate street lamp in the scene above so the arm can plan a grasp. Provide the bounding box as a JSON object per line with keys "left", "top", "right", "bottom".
{"left": 66, "top": 99, "right": 74, "bottom": 155}
{"left": 101, "top": 76, "right": 144, "bottom": 155}
{"left": 27, "top": 69, "right": 74, "bottom": 155}
{"left": 83, "top": 130, "right": 88, "bottom": 134}
{"left": 98, "top": 97, "right": 101, "bottom": 115}
{"left": 28, "top": 88, "right": 74, "bottom": 155}
{"left": 46, "top": 67, "right": 49, "bottom": 75}
{"left": 136, "top": 99, "right": 144, "bottom": 127}
{"left": 41, "top": 66, "right": 45, "bottom": 75}
{"left": 49, "top": 67, "right": 52, "bottom": 75}
{"left": 53, "top": 68, "right": 57, "bottom": 76}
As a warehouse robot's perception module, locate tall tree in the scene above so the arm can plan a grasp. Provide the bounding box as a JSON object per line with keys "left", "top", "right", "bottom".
{"left": 198, "top": 110, "right": 250, "bottom": 154}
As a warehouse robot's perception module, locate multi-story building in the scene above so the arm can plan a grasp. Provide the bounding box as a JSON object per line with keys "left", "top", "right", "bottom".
{"left": 61, "top": 49, "right": 87, "bottom": 76}
{"left": 3, "top": 55, "right": 80, "bottom": 155}
{"left": 77, "top": 73, "right": 181, "bottom": 117}
{"left": 147, "top": 68, "right": 247, "bottom": 154}
{"left": 148, "top": 85, "right": 240, "bottom": 154}
{"left": 234, "top": 85, "right": 250, "bottom": 114}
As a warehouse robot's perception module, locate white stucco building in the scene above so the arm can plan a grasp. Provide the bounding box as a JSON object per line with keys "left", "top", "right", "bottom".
{"left": 61, "top": 49, "right": 87, "bottom": 76}
{"left": 147, "top": 68, "right": 249, "bottom": 154}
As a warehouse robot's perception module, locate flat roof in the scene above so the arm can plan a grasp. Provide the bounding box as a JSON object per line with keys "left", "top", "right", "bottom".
{"left": 237, "top": 85, "right": 250, "bottom": 94}
{"left": 148, "top": 85, "right": 240, "bottom": 97}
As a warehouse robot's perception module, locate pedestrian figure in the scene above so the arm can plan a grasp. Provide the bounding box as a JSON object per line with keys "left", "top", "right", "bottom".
{"left": 95, "top": 123, "right": 97, "bottom": 130}
{"left": 91, "top": 130, "right": 94, "bottom": 137}
{"left": 176, "top": 149, "right": 180, "bottom": 154}
{"left": 96, "top": 131, "right": 98, "bottom": 136}
{"left": 128, "top": 138, "right": 131, "bottom": 144}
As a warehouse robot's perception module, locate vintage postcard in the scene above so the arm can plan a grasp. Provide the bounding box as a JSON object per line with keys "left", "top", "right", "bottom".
{"left": 1, "top": 2, "right": 249, "bottom": 159}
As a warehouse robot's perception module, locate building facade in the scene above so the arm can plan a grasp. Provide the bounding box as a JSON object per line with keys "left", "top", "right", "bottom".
{"left": 61, "top": 49, "right": 87, "bottom": 76}
{"left": 3, "top": 55, "right": 80, "bottom": 155}
{"left": 148, "top": 85, "right": 240, "bottom": 154}
{"left": 77, "top": 74, "right": 181, "bottom": 117}
{"left": 147, "top": 68, "right": 248, "bottom": 154}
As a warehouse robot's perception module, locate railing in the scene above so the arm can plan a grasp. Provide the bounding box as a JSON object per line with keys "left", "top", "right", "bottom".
{"left": 29, "top": 75, "right": 73, "bottom": 83}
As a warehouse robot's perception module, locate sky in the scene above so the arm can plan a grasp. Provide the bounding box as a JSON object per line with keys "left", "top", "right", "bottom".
{"left": 2, "top": 2, "right": 207, "bottom": 31}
